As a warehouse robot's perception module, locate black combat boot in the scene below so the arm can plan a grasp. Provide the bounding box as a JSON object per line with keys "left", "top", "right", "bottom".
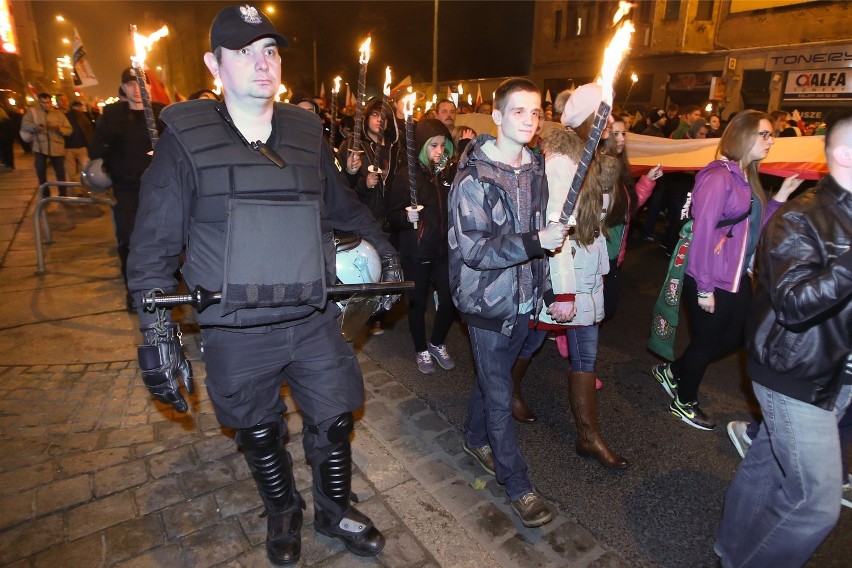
{"left": 241, "top": 422, "right": 305, "bottom": 566}
{"left": 312, "top": 440, "right": 385, "bottom": 556}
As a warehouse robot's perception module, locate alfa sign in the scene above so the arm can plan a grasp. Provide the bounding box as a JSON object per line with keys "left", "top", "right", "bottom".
{"left": 784, "top": 69, "right": 851, "bottom": 100}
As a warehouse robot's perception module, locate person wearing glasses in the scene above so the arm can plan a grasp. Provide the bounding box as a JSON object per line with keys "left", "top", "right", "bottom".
{"left": 652, "top": 111, "right": 803, "bottom": 430}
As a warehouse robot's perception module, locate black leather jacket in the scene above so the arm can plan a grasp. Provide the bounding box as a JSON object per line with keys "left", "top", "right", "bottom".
{"left": 746, "top": 175, "right": 852, "bottom": 409}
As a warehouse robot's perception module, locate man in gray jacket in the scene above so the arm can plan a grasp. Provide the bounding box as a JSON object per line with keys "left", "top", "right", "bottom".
{"left": 448, "top": 77, "right": 569, "bottom": 528}
{"left": 21, "top": 93, "right": 71, "bottom": 195}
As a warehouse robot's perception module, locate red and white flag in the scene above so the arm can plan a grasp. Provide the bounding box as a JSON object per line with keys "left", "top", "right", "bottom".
{"left": 390, "top": 75, "right": 412, "bottom": 95}
{"left": 475, "top": 84, "right": 483, "bottom": 107}
{"left": 72, "top": 28, "right": 98, "bottom": 88}
{"left": 319, "top": 82, "right": 326, "bottom": 105}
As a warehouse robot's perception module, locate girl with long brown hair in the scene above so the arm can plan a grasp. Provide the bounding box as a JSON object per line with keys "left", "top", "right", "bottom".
{"left": 651, "top": 110, "right": 803, "bottom": 430}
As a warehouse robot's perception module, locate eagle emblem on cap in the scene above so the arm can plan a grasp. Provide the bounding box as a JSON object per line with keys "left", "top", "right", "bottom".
{"left": 240, "top": 5, "right": 263, "bottom": 24}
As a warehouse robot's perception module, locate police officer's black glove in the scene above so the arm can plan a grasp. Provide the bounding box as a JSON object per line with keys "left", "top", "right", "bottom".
{"left": 137, "top": 321, "right": 194, "bottom": 413}
{"left": 378, "top": 253, "right": 404, "bottom": 312}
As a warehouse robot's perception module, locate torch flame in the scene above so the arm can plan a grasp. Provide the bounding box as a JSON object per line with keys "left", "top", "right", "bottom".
{"left": 332, "top": 76, "right": 341, "bottom": 94}
{"left": 457, "top": 84, "right": 463, "bottom": 95}
{"left": 402, "top": 92, "right": 417, "bottom": 119}
{"left": 596, "top": 17, "right": 634, "bottom": 105}
{"left": 384, "top": 67, "right": 392, "bottom": 97}
{"left": 131, "top": 25, "right": 169, "bottom": 68}
{"left": 358, "top": 37, "right": 371, "bottom": 65}
{"left": 612, "top": 1, "right": 633, "bottom": 25}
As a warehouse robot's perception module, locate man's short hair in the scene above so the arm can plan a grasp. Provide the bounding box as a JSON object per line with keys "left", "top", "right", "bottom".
{"left": 38, "top": 92, "right": 51, "bottom": 100}
{"left": 436, "top": 99, "right": 455, "bottom": 110}
{"left": 824, "top": 109, "right": 852, "bottom": 155}
{"left": 667, "top": 103, "right": 679, "bottom": 113}
{"left": 682, "top": 105, "right": 701, "bottom": 116}
{"left": 494, "top": 78, "right": 540, "bottom": 113}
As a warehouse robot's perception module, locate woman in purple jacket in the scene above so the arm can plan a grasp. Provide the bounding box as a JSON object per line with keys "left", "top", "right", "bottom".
{"left": 651, "top": 110, "right": 803, "bottom": 430}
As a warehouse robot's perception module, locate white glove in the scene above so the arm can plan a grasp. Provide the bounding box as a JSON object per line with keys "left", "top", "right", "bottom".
{"left": 406, "top": 207, "right": 420, "bottom": 224}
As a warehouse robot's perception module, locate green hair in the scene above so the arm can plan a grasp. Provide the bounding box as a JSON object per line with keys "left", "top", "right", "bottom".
{"left": 418, "top": 136, "right": 453, "bottom": 171}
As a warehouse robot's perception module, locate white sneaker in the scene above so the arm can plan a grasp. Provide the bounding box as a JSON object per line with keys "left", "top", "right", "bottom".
{"left": 726, "top": 421, "right": 752, "bottom": 459}
{"left": 428, "top": 342, "right": 455, "bottom": 370}
{"left": 842, "top": 474, "right": 852, "bottom": 509}
{"left": 416, "top": 351, "right": 435, "bottom": 374}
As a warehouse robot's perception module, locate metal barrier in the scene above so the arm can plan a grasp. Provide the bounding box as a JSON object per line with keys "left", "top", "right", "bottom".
{"left": 33, "top": 181, "right": 115, "bottom": 274}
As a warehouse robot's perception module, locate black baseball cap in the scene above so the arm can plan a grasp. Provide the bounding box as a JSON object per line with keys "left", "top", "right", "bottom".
{"left": 121, "top": 67, "right": 141, "bottom": 84}
{"left": 649, "top": 108, "right": 667, "bottom": 123}
{"left": 210, "top": 4, "right": 289, "bottom": 52}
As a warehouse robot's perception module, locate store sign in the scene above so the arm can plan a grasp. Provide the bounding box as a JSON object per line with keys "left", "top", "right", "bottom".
{"left": 784, "top": 69, "right": 852, "bottom": 100}
{"left": 767, "top": 45, "right": 852, "bottom": 71}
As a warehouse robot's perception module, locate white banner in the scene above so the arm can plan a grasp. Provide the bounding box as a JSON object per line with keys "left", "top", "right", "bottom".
{"left": 72, "top": 27, "right": 98, "bottom": 88}
{"left": 784, "top": 68, "right": 851, "bottom": 100}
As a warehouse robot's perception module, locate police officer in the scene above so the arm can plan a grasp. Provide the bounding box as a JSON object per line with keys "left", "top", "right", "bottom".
{"left": 126, "top": 5, "right": 401, "bottom": 565}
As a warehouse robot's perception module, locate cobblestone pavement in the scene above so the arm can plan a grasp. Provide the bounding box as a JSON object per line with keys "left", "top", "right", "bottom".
{"left": 0, "top": 153, "right": 628, "bottom": 567}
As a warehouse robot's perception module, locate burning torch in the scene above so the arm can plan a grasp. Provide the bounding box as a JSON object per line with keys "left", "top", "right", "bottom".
{"left": 350, "top": 36, "right": 371, "bottom": 156}
{"left": 559, "top": 2, "right": 635, "bottom": 225}
{"left": 129, "top": 24, "right": 168, "bottom": 150}
{"left": 402, "top": 93, "right": 422, "bottom": 229}
{"left": 329, "top": 76, "right": 341, "bottom": 148}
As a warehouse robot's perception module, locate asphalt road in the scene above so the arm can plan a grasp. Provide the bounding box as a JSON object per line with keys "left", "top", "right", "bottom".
{"left": 357, "top": 228, "right": 851, "bottom": 568}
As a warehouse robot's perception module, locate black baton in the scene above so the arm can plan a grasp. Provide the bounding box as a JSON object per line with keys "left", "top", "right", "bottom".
{"left": 142, "top": 282, "right": 414, "bottom": 313}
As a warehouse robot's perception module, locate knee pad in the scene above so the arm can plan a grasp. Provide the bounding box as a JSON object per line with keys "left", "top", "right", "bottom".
{"left": 304, "top": 412, "right": 353, "bottom": 462}
{"left": 237, "top": 420, "right": 284, "bottom": 450}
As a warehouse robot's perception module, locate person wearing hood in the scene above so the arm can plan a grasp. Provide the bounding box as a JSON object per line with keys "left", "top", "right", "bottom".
{"left": 386, "top": 118, "right": 456, "bottom": 374}
{"left": 515, "top": 83, "right": 629, "bottom": 470}
{"left": 339, "top": 96, "right": 400, "bottom": 225}
{"left": 651, "top": 110, "right": 803, "bottom": 431}
{"left": 448, "top": 78, "right": 570, "bottom": 528}
{"left": 339, "top": 96, "right": 401, "bottom": 335}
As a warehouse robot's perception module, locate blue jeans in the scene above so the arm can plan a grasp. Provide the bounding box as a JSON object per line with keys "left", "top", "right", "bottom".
{"left": 520, "top": 326, "right": 599, "bottom": 373}
{"left": 464, "top": 314, "right": 533, "bottom": 500}
{"left": 715, "top": 382, "right": 852, "bottom": 568}
{"left": 564, "top": 325, "right": 599, "bottom": 372}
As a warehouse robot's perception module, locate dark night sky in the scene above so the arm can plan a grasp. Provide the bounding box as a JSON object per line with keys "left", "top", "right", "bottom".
{"left": 28, "top": 1, "right": 535, "bottom": 100}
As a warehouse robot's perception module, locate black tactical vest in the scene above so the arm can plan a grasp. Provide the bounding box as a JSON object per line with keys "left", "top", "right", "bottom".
{"left": 161, "top": 100, "right": 336, "bottom": 327}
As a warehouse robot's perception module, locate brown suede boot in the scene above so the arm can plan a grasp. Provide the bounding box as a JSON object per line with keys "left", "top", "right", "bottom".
{"left": 511, "top": 356, "right": 537, "bottom": 423}
{"left": 568, "top": 371, "right": 629, "bottom": 469}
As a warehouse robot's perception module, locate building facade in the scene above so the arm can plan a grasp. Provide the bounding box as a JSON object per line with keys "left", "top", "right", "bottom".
{"left": 530, "top": 0, "right": 852, "bottom": 123}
